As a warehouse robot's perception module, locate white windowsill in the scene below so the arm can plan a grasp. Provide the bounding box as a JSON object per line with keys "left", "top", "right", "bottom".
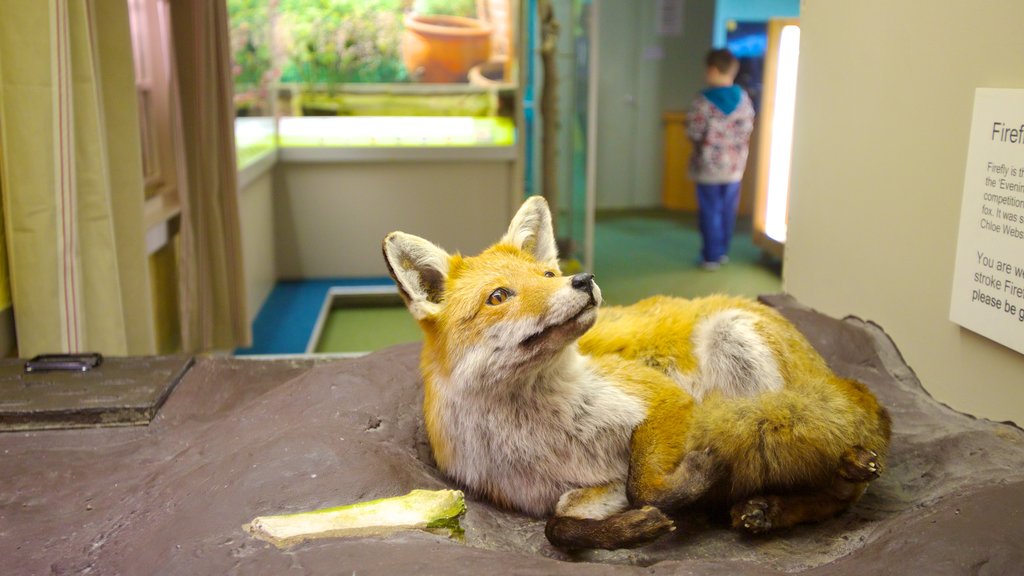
{"left": 237, "top": 148, "right": 280, "bottom": 190}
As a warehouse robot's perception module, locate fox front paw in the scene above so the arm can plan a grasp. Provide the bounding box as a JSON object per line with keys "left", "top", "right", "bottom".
{"left": 731, "top": 497, "right": 775, "bottom": 534}
{"left": 545, "top": 506, "right": 675, "bottom": 550}
{"left": 839, "top": 446, "right": 882, "bottom": 483}
{"left": 615, "top": 506, "right": 677, "bottom": 547}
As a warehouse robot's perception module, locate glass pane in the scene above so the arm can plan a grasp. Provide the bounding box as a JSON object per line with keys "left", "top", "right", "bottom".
{"left": 227, "top": 0, "right": 519, "bottom": 124}
{"left": 551, "top": 0, "right": 591, "bottom": 272}
{"left": 228, "top": 0, "right": 276, "bottom": 117}
{"left": 570, "top": 0, "right": 592, "bottom": 271}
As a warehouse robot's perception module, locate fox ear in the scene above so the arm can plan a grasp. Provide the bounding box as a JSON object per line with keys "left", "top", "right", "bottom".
{"left": 382, "top": 232, "right": 450, "bottom": 321}
{"left": 501, "top": 195, "right": 559, "bottom": 267}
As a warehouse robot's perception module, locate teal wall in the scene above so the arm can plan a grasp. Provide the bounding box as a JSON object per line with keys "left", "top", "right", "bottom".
{"left": 713, "top": 0, "right": 800, "bottom": 47}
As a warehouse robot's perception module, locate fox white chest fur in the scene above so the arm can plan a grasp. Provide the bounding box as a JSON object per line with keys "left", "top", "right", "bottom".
{"left": 429, "top": 348, "right": 645, "bottom": 516}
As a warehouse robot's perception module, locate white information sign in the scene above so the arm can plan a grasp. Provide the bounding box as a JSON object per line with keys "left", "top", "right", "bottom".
{"left": 950, "top": 88, "right": 1024, "bottom": 355}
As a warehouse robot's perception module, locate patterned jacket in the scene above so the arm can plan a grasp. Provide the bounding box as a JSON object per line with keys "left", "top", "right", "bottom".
{"left": 685, "top": 86, "right": 755, "bottom": 184}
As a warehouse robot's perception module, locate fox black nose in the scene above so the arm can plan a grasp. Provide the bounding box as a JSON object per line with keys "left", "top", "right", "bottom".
{"left": 571, "top": 273, "right": 594, "bottom": 293}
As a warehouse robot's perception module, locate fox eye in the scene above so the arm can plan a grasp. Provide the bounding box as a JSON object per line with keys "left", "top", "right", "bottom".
{"left": 543, "top": 271, "right": 556, "bottom": 278}
{"left": 487, "top": 288, "right": 512, "bottom": 306}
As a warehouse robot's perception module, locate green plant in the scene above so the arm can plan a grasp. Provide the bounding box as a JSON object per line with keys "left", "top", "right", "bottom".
{"left": 228, "top": 0, "right": 280, "bottom": 115}
{"left": 278, "top": 0, "right": 408, "bottom": 88}
{"left": 228, "top": 0, "right": 276, "bottom": 91}
{"left": 412, "top": 0, "right": 477, "bottom": 17}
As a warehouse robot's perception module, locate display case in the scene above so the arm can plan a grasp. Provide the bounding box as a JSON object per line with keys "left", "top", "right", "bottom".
{"left": 229, "top": 1, "right": 523, "bottom": 279}
{"left": 228, "top": 0, "right": 519, "bottom": 131}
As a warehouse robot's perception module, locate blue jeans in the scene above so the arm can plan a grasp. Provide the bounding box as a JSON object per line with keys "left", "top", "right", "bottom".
{"left": 696, "top": 182, "right": 742, "bottom": 263}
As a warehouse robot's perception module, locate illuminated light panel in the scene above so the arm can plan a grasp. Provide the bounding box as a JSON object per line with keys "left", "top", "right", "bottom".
{"left": 235, "top": 117, "right": 277, "bottom": 168}
{"left": 235, "top": 117, "right": 276, "bottom": 147}
{"left": 764, "top": 25, "right": 800, "bottom": 243}
{"left": 278, "top": 116, "right": 515, "bottom": 147}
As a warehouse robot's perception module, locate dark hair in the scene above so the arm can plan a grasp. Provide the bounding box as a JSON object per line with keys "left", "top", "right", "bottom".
{"left": 706, "top": 48, "right": 739, "bottom": 75}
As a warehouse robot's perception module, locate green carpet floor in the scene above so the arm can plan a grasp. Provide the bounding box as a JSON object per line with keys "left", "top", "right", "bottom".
{"left": 591, "top": 210, "right": 781, "bottom": 306}
{"left": 315, "top": 210, "right": 782, "bottom": 353}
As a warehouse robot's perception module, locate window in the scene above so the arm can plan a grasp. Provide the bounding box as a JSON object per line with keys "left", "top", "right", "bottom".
{"left": 127, "top": 0, "right": 183, "bottom": 227}
{"left": 227, "top": 0, "right": 519, "bottom": 119}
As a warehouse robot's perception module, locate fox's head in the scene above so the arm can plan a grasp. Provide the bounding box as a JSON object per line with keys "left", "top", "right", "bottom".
{"left": 382, "top": 196, "right": 602, "bottom": 383}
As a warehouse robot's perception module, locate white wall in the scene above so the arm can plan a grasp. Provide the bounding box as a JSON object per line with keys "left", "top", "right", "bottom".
{"left": 236, "top": 151, "right": 516, "bottom": 320}
{"left": 785, "top": 0, "right": 1024, "bottom": 424}
{"left": 274, "top": 159, "right": 518, "bottom": 278}
{"left": 656, "top": 0, "right": 715, "bottom": 118}
{"left": 238, "top": 165, "right": 277, "bottom": 323}
{"left": 593, "top": 0, "right": 714, "bottom": 209}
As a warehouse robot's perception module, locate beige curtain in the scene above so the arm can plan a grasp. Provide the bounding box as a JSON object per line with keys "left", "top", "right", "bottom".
{"left": 169, "top": 0, "right": 250, "bottom": 351}
{"left": 0, "top": 0, "right": 155, "bottom": 357}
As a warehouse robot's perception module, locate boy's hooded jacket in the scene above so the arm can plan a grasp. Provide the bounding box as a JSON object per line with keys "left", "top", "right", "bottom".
{"left": 685, "top": 85, "right": 755, "bottom": 184}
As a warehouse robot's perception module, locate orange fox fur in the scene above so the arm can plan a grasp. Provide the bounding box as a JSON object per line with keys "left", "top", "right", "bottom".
{"left": 383, "top": 197, "right": 891, "bottom": 550}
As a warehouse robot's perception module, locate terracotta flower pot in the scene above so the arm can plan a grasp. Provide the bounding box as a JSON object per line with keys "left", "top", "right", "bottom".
{"left": 468, "top": 57, "right": 509, "bottom": 87}
{"left": 402, "top": 14, "right": 492, "bottom": 83}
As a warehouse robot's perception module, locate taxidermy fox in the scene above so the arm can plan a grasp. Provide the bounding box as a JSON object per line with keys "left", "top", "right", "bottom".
{"left": 382, "top": 196, "right": 891, "bottom": 550}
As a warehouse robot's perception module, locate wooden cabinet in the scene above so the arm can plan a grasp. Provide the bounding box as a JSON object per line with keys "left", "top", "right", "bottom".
{"left": 662, "top": 112, "right": 698, "bottom": 211}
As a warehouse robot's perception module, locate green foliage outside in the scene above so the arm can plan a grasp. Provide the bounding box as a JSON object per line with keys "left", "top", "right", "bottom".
{"left": 227, "top": 0, "right": 487, "bottom": 90}
{"left": 228, "top": 0, "right": 411, "bottom": 89}
{"left": 278, "top": 0, "right": 409, "bottom": 87}
{"left": 228, "top": 0, "right": 276, "bottom": 110}
{"left": 411, "top": 0, "right": 476, "bottom": 17}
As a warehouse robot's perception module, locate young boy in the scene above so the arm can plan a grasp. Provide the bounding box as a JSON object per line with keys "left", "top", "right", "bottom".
{"left": 685, "top": 49, "right": 755, "bottom": 270}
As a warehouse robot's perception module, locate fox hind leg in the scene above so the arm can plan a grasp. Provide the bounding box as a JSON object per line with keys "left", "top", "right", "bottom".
{"left": 838, "top": 445, "right": 882, "bottom": 482}
{"left": 731, "top": 492, "right": 859, "bottom": 534}
{"left": 731, "top": 446, "right": 881, "bottom": 533}
{"left": 633, "top": 447, "right": 726, "bottom": 510}
{"left": 545, "top": 482, "right": 675, "bottom": 550}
